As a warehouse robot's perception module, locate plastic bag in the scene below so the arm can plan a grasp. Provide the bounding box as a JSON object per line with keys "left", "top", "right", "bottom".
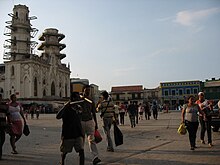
{"left": 94, "top": 130, "right": 102, "bottom": 143}
{"left": 177, "top": 123, "right": 187, "bottom": 135}
{"left": 114, "top": 123, "right": 123, "bottom": 146}
{"left": 23, "top": 124, "right": 30, "bottom": 136}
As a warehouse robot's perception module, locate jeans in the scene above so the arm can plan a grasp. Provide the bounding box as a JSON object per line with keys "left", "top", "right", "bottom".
{"left": 199, "top": 116, "right": 212, "bottom": 144}
{"left": 81, "top": 120, "right": 98, "bottom": 161}
{"left": 102, "top": 117, "right": 114, "bottom": 150}
{"left": 129, "top": 115, "right": 136, "bottom": 128}
{"left": 185, "top": 120, "right": 199, "bottom": 147}
{"left": 119, "top": 112, "right": 125, "bottom": 125}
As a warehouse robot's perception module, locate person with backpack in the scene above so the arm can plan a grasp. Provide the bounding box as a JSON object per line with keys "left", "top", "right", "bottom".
{"left": 151, "top": 101, "right": 158, "bottom": 120}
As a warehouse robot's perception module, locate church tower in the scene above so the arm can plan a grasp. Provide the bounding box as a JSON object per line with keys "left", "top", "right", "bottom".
{"left": 3, "top": 5, "right": 70, "bottom": 100}
{"left": 3, "top": 4, "right": 38, "bottom": 60}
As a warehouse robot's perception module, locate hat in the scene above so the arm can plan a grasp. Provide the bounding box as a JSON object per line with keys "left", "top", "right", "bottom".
{"left": 198, "top": 92, "right": 204, "bottom": 96}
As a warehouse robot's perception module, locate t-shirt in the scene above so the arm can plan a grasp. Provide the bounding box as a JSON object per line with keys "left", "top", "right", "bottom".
{"left": 81, "top": 98, "right": 95, "bottom": 121}
{"left": 61, "top": 104, "right": 84, "bottom": 139}
{"left": 183, "top": 104, "right": 199, "bottom": 122}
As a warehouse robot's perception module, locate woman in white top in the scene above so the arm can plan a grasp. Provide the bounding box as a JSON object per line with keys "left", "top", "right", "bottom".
{"left": 181, "top": 95, "right": 204, "bottom": 150}
{"left": 8, "top": 94, "right": 26, "bottom": 154}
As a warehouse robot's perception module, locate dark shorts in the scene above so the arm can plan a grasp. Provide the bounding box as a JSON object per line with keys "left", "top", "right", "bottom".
{"left": 60, "top": 137, "right": 84, "bottom": 153}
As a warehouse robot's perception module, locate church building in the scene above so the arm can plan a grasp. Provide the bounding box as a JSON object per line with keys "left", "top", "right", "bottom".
{"left": 1, "top": 4, "right": 70, "bottom": 103}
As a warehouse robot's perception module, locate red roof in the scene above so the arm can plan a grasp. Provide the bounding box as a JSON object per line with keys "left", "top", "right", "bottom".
{"left": 111, "top": 85, "right": 143, "bottom": 92}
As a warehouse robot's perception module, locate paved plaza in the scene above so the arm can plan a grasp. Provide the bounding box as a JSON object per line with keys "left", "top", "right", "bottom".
{"left": 1, "top": 111, "right": 220, "bottom": 165}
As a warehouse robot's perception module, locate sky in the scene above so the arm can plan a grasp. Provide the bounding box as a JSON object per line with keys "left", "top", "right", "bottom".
{"left": 0, "top": 0, "right": 220, "bottom": 91}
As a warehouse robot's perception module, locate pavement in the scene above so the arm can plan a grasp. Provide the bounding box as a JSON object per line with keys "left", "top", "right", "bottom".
{"left": 1, "top": 111, "right": 220, "bottom": 165}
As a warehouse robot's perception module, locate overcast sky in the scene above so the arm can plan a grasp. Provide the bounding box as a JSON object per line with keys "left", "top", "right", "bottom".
{"left": 0, "top": 0, "right": 219, "bottom": 91}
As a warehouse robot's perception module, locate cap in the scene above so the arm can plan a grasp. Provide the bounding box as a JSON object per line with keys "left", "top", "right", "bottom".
{"left": 198, "top": 92, "right": 204, "bottom": 96}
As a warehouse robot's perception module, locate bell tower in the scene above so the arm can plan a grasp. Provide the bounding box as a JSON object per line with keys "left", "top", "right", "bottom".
{"left": 3, "top": 4, "right": 38, "bottom": 60}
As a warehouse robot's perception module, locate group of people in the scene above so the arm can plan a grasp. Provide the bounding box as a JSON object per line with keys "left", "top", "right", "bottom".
{"left": 116, "top": 101, "right": 159, "bottom": 128}
{"left": 181, "top": 92, "right": 217, "bottom": 150}
{"left": 0, "top": 94, "right": 26, "bottom": 160}
{"left": 56, "top": 85, "right": 118, "bottom": 165}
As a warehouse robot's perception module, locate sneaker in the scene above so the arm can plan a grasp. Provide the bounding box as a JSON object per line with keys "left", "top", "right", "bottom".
{"left": 208, "top": 143, "right": 213, "bottom": 147}
{"left": 190, "top": 147, "right": 195, "bottom": 150}
{"left": 107, "top": 148, "right": 114, "bottom": 152}
{"left": 201, "top": 140, "right": 205, "bottom": 144}
{"left": 93, "top": 157, "right": 101, "bottom": 165}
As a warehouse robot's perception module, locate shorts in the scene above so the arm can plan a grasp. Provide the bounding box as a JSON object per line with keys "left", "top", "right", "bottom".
{"left": 60, "top": 137, "right": 84, "bottom": 153}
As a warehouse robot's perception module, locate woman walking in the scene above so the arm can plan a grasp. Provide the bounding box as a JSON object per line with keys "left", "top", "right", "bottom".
{"left": 181, "top": 95, "right": 204, "bottom": 150}
{"left": 8, "top": 94, "right": 26, "bottom": 154}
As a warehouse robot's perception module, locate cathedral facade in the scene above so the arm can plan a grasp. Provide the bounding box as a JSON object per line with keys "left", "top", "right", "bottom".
{"left": 1, "top": 4, "right": 70, "bottom": 101}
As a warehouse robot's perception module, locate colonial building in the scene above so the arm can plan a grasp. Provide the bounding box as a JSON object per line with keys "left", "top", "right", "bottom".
{"left": 203, "top": 78, "right": 220, "bottom": 101}
{"left": 110, "top": 85, "right": 144, "bottom": 104}
{"left": 1, "top": 5, "right": 70, "bottom": 103}
{"left": 70, "top": 78, "right": 89, "bottom": 93}
{"left": 143, "top": 87, "right": 160, "bottom": 104}
{"left": 160, "top": 80, "right": 202, "bottom": 109}
{"left": 70, "top": 78, "right": 100, "bottom": 104}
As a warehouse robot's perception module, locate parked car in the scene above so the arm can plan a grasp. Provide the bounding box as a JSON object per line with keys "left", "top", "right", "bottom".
{"left": 211, "top": 104, "right": 220, "bottom": 132}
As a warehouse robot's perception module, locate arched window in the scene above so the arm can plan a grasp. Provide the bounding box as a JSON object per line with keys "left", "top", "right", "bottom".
{"left": 34, "top": 77, "right": 37, "bottom": 96}
{"left": 65, "top": 84, "right": 67, "bottom": 97}
{"left": 11, "top": 66, "right": 15, "bottom": 76}
{"left": 51, "top": 82, "right": 55, "bottom": 96}
{"left": 13, "top": 36, "right": 16, "bottom": 46}
{"left": 43, "top": 89, "right": 46, "bottom": 96}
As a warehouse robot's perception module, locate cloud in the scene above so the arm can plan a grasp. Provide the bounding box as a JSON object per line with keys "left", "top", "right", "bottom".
{"left": 156, "top": 16, "right": 174, "bottom": 22}
{"left": 149, "top": 48, "right": 177, "bottom": 58}
{"left": 174, "top": 7, "right": 220, "bottom": 27}
{"left": 113, "top": 67, "right": 137, "bottom": 77}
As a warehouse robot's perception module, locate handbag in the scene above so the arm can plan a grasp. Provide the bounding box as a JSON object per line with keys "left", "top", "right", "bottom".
{"left": 177, "top": 123, "right": 187, "bottom": 135}
{"left": 94, "top": 130, "right": 102, "bottom": 143}
{"left": 23, "top": 124, "right": 30, "bottom": 136}
{"left": 113, "top": 123, "right": 123, "bottom": 146}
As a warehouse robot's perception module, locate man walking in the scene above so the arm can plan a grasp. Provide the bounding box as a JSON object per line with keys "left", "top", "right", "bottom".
{"left": 81, "top": 85, "right": 101, "bottom": 165}
{"left": 56, "top": 92, "right": 85, "bottom": 165}
{"left": 127, "top": 101, "right": 136, "bottom": 128}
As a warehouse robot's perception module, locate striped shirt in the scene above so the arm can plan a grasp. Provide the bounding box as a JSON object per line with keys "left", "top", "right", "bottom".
{"left": 97, "top": 100, "right": 115, "bottom": 118}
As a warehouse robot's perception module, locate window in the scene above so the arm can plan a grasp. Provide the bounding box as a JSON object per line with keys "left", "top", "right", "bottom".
{"left": 179, "top": 89, "right": 183, "bottom": 95}
{"left": 34, "top": 77, "right": 37, "bottom": 96}
{"left": 186, "top": 89, "right": 191, "bottom": 94}
{"left": 164, "top": 90, "right": 169, "bottom": 96}
{"left": 11, "top": 66, "right": 15, "bottom": 76}
{"left": 65, "top": 84, "right": 67, "bottom": 97}
{"left": 193, "top": 88, "right": 198, "bottom": 94}
{"left": 13, "top": 36, "right": 16, "bottom": 46}
{"left": 132, "top": 93, "right": 135, "bottom": 99}
{"left": 43, "top": 89, "right": 46, "bottom": 96}
{"left": 51, "top": 82, "right": 55, "bottom": 96}
{"left": 116, "top": 94, "right": 120, "bottom": 100}
{"left": 171, "top": 90, "right": 176, "bottom": 96}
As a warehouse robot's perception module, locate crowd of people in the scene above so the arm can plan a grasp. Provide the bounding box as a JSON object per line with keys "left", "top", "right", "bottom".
{"left": 1, "top": 87, "right": 219, "bottom": 164}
